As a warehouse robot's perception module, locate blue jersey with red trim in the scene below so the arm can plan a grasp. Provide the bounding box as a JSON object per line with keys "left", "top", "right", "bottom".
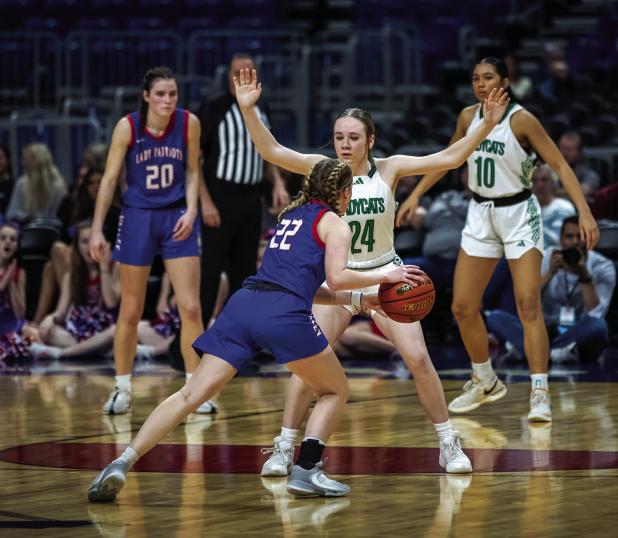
{"left": 123, "top": 108, "right": 189, "bottom": 209}
{"left": 245, "top": 201, "right": 332, "bottom": 308}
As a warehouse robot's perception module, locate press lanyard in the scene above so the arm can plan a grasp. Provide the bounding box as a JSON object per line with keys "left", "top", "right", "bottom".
{"left": 562, "top": 272, "right": 578, "bottom": 306}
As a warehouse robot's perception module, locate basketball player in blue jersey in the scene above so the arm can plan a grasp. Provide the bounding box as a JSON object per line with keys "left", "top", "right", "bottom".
{"left": 89, "top": 67, "right": 214, "bottom": 415}
{"left": 398, "top": 57, "right": 599, "bottom": 423}
{"left": 88, "top": 158, "right": 421, "bottom": 501}
{"left": 235, "top": 68, "right": 508, "bottom": 477}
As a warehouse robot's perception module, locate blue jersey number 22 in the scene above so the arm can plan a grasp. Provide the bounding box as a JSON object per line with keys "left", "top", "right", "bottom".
{"left": 270, "top": 219, "right": 303, "bottom": 251}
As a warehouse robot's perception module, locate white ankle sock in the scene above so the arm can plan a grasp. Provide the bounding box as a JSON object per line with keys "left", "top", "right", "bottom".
{"left": 434, "top": 419, "right": 454, "bottom": 443}
{"left": 115, "top": 374, "right": 131, "bottom": 393}
{"left": 472, "top": 359, "right": 495, "bottom": 384}
{"left": 280, "top": 426, "right": 299, "bottom": 444}
{"left": 116, "top": 447, "right": 139, "bottom": 468}
{"left": 531, "top": 373, "right": 549, "bottom": 391}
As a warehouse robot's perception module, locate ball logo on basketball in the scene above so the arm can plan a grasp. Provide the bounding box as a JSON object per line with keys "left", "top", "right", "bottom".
{"left": 378, "top": 272, "right": 436, "bottom": 323}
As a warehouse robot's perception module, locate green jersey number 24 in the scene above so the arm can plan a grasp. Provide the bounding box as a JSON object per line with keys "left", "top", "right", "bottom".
{"left": 349, "top": 219, "right": 375, "bottom": 254}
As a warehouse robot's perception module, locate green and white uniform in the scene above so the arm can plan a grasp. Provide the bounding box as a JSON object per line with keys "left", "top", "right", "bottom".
{"left": 342, "top": 164, "right": 400, "bottom": 315}
{"left": 462, "top": 103, "right": 544, "bottom": 259}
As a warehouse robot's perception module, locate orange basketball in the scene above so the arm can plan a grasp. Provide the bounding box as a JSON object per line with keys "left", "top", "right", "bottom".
{"left": 378, "top": 273, "right": 436, "bottom": 323}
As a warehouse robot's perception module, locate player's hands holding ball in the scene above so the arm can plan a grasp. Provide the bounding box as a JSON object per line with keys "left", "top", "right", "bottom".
{"left": 382, "top": 264, "right": 426, "bottom": 286}
{"left": 234, "top": 68, "right": 262, "bottom": 109}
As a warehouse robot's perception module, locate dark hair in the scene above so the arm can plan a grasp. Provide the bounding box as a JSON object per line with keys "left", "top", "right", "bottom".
{"left": 229, "top": 52, "right": 254, "bottom": 70}
{"left": 0, "top": 144, "right": 12, "bottom": 180}
{"left": 335, "top": 108, "right": 377, "bottom": 170}
{"left": 560, "top": 131, "right": 583, "bottom": 150}
{"left": 476, "top": 57, "right": 516, "bottom": 102}
{"left": 560, "top": 215, "right": 580, "bottom": 236}
{"left": 71, "top": 168, "right": 104, "bottom": 225}
{"left": 69, "top": 220, "right": 95, "bottom": 306}
{"left": 279, "top": 158, "right": 352, "bottom": 220}
{"left": 0, "top": 221, "right": 22, "bottom": 268}
{"left": 138, "top": 66, "right": 177, "bottom": 137}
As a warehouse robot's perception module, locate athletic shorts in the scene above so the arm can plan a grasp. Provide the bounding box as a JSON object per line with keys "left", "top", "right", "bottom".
{"left": 461, "top": 196, "right": 544, "bottom": 259}
{"left": 341, "top": 257, "right": 402, "bottom": 316}
{"left": 192, "top": 288, "right": 329, "bottom": 370}
{"left": 112, "top": 205, "right": 201, "bottom": 266}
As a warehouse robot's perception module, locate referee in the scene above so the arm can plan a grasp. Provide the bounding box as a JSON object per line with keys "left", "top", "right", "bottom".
{"left": 197, "top": 53, "right": 289, "bottom": 326}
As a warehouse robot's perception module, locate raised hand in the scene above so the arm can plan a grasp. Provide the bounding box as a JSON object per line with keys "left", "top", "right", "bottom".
{"left": 482, "top": 87, "right": 510, "bottom": 126}
{"left": 233, "top": 68, "right": 262, "bottom": 109}
{"left": 395, "top": 193, "right": 420, "bottom": 228}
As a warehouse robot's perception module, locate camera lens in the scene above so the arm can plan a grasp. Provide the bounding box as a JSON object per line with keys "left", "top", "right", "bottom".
{"left": 562, "top": 247, "right": 581, "bottom": 266}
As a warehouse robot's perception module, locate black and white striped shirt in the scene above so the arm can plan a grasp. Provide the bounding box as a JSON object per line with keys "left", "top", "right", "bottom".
{"left": 199, "top": 92, "right": 270, "bottom": 186}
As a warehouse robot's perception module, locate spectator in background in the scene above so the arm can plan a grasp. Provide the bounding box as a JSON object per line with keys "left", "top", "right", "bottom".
{"left": 74, "top": 143, "right": 108, "bottom": 191}
{"left": 486, "top": 216, "right": 615, "bottom": 363}
{"left": 0, "top": 222, "right": 34, "bottom": 362}
{"left": 0, "top": 145, "right": 15, "bottom": 216}
{"left": 504, "top": 53, "right": 533, "bottom": 101}
{"left": 531, "top": 164, "right": 576, "bottom": 247}
{"left": 196, "top": 53, "right": 289, "bottom": 326}
{"left": 402, "top": 167, "right": 470, "bottom": 292}
{"left": 29, "top": 220, "right": 120, "bottom": 359}
{"left": 559, "top": 132, "right": 601, "bottom": 198}
{"left": 591, "top": 182, "right": 618, "bottom": 220}
{"left": 538, "top": 44, "right": 577, "bottom": 104}
{"left": 6, "top": 143, "right": 66, "bottom": 224}
{"left": 32, "top": 168, "right": 121, "bottom": 325}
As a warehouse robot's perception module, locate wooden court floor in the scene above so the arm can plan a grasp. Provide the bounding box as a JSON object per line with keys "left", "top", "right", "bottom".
{"left": 1, "top": 363, "right": 617, "bottom": 537}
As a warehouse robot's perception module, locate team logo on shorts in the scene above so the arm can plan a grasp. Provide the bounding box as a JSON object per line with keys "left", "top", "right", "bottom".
{"left": 309, "top": 314, "right": 322, "bottom": 337}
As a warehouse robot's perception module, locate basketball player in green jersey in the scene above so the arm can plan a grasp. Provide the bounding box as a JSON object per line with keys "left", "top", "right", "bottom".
{"left": 234, "top": 67, "right": 509, "bottom": 476}
{"left": 397, "top": 57, "right": 599, "bottom": 423}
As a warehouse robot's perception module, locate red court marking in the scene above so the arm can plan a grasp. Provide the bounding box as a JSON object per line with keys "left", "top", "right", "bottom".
{"left": 1, "top": 443, "right": 617, "bottom": 474}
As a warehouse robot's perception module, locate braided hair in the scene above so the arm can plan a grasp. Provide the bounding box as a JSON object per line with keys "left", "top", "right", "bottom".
{"left": 138, "top": 66, "right": 177, "bottom": 137}
{"left": 278, "top": 158, "right": 352, "bottom": 221}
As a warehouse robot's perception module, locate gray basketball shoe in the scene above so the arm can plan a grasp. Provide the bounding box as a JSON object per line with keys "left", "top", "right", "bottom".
{"left": 261, "top": 436, "right": 294, "bottom": 476}
{"left": 286, "top": 463, "right": 350, "bottom": 497}
{"left": 88, "top": 461, "right": 128, "bottom": 502}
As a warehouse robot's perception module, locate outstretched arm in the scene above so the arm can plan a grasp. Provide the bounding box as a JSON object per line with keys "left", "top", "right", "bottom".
{"left": 234, "top": 68, "right": 325, "bottom": 175}
{"left": 385, "top": 89, "right": 508, "bottom": 183}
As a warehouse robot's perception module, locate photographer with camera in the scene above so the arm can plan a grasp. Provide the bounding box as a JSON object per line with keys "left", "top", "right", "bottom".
{"left": 487, "top": 216, "right": 615, "bottom": 363}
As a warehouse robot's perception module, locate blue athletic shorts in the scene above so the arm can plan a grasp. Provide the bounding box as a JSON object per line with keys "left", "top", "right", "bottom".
{"left": 192, "top": 288, "right": 329, "bottom": 370}
{"left": 112, "top": 205, "right": 201, "bottom": 266}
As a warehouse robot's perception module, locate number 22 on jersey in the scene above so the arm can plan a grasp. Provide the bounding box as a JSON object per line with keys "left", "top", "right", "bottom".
{"left": 270, "top": 219, "right": 303, "bottom": 251}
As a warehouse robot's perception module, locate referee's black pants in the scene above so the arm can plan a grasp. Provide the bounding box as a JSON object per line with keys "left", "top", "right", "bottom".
{"left": 200, "top": 180, "right": 262, "bottom": 326}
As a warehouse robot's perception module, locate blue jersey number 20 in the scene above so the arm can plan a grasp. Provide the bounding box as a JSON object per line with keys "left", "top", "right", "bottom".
{"left": 270, "top": 219, "right": 303, "bottom": 251}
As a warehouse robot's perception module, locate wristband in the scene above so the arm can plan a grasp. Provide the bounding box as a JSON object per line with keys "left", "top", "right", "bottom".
{"left": 350, "top": 291, "right": 363, "bottom": 307}
{"left": 578, "top": 276, "right": 592, "bottom": 284}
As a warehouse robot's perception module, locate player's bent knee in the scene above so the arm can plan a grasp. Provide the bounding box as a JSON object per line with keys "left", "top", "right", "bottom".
{"left": 178, "top": 301, "right": 201, "bottom": 322}
{"left": 451, "top": 300, "right": 478, "bottom": 320}
{"left": 401, "top": 351, "right": 431, "bottom": 373}
{"left": 516, "top": 296, "right": 541, "bottom": 323}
